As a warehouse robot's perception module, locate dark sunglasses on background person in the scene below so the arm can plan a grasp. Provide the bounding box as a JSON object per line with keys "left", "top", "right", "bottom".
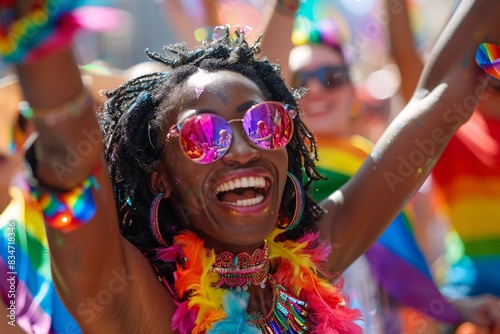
{"left": 292, "top": 65, "right": 350, "bottom": 89}
{"left": 156, "top": 101, "right": 296, "bottom": 164}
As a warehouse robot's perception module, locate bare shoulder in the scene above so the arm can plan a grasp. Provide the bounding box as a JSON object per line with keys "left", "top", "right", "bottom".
{"left": 77, "top": 238, "right": 176, "bottom": 333}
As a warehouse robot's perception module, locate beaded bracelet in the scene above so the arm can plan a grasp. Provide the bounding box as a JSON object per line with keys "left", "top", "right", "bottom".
{"left": 275, "top": 0, "right": 300, "bottom": 16}
{"left": 31, "top": 165, "right": 101, "bottom": 232}
{"left": 0, "top": 0, "right": 85, "bottom": 63}
{"left": 18, "top": 88, "right": 93, "bottom": 126}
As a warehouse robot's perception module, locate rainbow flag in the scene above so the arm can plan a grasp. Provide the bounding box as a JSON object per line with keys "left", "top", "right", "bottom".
{"left": 310, "top": 135, "right": 461, "bottom": 324}
{"left": 433, "top": 112, "right": 500, "bottom": 296}
{"left": 0, "top": 185, "right": 80, "bottom": 333}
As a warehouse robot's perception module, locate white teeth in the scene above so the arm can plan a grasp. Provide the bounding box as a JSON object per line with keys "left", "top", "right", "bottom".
{"left": 225, "top": 194, "right": 265, "bottom": 207}
{"left": 215, "top": 176, "right": 266, "bottom": 194}
{"left": 241, "top": 177, "right": 249, "bottom": 188}
{"left": 238, "top": 194, "right": 265, "bottom": 207}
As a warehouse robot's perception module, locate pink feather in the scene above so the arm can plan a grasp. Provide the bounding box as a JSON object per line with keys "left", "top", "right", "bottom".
{"left": 171, "top": 300, "right": 198, "bottom": 334}
{"left": 304, "top": 291, "right": 362, "bottom": 334}
{"left": 297, "top": 231, "right": 332, "bottom": 262}
{"left": 156, "top": 244, "right": 184, "bottom": 262}
{"left": 297, "top": 232, "right": 335, "bottom": 279}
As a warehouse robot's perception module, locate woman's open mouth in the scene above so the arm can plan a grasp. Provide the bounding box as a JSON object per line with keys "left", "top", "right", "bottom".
{"left": 214, "top": 175, "right": 268, "bottom": 207}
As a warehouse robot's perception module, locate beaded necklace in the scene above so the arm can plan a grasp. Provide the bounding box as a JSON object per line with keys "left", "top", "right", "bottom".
{"left": 209, "top": 242, "right": 269, "bottom": 290}
{"left": 157, "top": 228, "right": 362, "bottom": 334}
{"left": 249, "top": 274, "right": 309, "bottom": 333}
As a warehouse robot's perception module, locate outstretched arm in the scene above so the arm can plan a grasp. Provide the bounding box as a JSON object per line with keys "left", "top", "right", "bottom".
{"left": 258, "top": 0, "right": 299, "bottom": 84}
{"left": 386, "top": 0, "right": 424, "bottom": 102}
{"left": 320, "top": 0, "right": 499, "bottom": 273}
{"left": 7, "top": 4, "right": 176, "bottom": 332}
{"left": 16, "top": 46, "right": 129, "bottom": 331}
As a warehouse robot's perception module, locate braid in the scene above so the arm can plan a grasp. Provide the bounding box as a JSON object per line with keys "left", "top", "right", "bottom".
{"left": 100, "top": 26, "right": 325, "bottom": 277}
{"left": 100, "top": 73, "right": 169, "bottom": 238}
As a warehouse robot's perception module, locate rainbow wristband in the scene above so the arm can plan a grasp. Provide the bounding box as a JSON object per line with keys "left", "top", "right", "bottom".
{"left": 0, "top": 0, "right": 86, "bottom": 63}
{"left": 476, "top": 42, "right": 500, "bottom": 80}
{"left": 31, "top": 166, "right": 101, "bottom": 232}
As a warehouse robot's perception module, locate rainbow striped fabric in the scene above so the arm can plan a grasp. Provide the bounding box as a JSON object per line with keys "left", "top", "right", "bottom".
{"left": 310, "top": 135, "right": 461, "bottom": 325}
{"left": 0, "top": 184, "right": 80, "bottom": 333}
{"left": 433, "top": 112, "right": 500, "bottom": 297}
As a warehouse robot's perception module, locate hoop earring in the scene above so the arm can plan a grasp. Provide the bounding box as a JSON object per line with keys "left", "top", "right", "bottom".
{"left": 149, "top": 193, "right": 168, "bottom": 246}
{"left": 278, "top": 172, "right": 305, "bottom": 230}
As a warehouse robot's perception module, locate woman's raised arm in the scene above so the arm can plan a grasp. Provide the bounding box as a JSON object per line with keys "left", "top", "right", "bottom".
{"left": 321, "top": 0, "right": 500, "bottom": 271}
{"left": 6, "top": 4, "right": 176, "bottom": 331}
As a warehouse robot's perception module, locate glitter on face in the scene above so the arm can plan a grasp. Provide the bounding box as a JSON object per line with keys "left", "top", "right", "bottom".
{"left": 195, "top": 85, "right": 205, "bottom": 98}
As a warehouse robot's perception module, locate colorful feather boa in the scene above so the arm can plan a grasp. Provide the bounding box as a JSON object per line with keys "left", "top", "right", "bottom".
{"left": 157, "top": 229, "right": 362, "bottom": 333}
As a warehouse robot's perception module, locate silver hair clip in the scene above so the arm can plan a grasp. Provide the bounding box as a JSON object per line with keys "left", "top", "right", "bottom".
{"left": 212, "top": 24, "right": 253, "bottom": 42}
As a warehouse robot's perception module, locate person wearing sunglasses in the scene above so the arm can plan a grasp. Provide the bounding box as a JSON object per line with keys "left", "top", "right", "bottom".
{"left": 290, "top": 34, "right": 357, "bottom": 142}
{"left": 5, "top": 0, "right": 500, "bottom": 333}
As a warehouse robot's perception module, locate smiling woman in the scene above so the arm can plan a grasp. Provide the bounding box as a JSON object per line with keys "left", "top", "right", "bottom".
{"left": 4, "top": 0, "right": 500, "bottom": 333}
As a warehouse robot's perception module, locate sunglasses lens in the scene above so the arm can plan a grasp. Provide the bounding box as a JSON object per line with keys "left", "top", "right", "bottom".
{"left": 179, "top": 114, "right": 232, "bottom": 164}
{"left": 175, "top": 103, "right": 293, "bottom": 164}
{"left": 242, "top": 103, "right": 293, "bottom": 150}
{"left": 294, "top": 66, "right": 348, "bottom": 89}
{"left": 320, "top": 67, "right": 347, "bottom": 88}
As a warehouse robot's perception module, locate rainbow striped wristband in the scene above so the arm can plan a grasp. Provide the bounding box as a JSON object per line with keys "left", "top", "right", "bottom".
{"left": 31, "top": 166, "right": 101, "bottom": 232}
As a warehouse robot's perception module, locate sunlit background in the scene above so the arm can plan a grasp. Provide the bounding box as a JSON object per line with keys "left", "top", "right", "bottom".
{"left": 1, "top": 0, "right": 458, "bottom": 86}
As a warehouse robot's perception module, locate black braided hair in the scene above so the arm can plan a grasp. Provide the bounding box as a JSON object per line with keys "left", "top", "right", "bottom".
{"left": 99, "top": 26, "right": 325, "bottom": 278}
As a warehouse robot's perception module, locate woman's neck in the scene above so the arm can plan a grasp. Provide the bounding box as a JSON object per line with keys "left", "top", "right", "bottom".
{"left": 187, "top": 225, "right": 266, "bottom": 254}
